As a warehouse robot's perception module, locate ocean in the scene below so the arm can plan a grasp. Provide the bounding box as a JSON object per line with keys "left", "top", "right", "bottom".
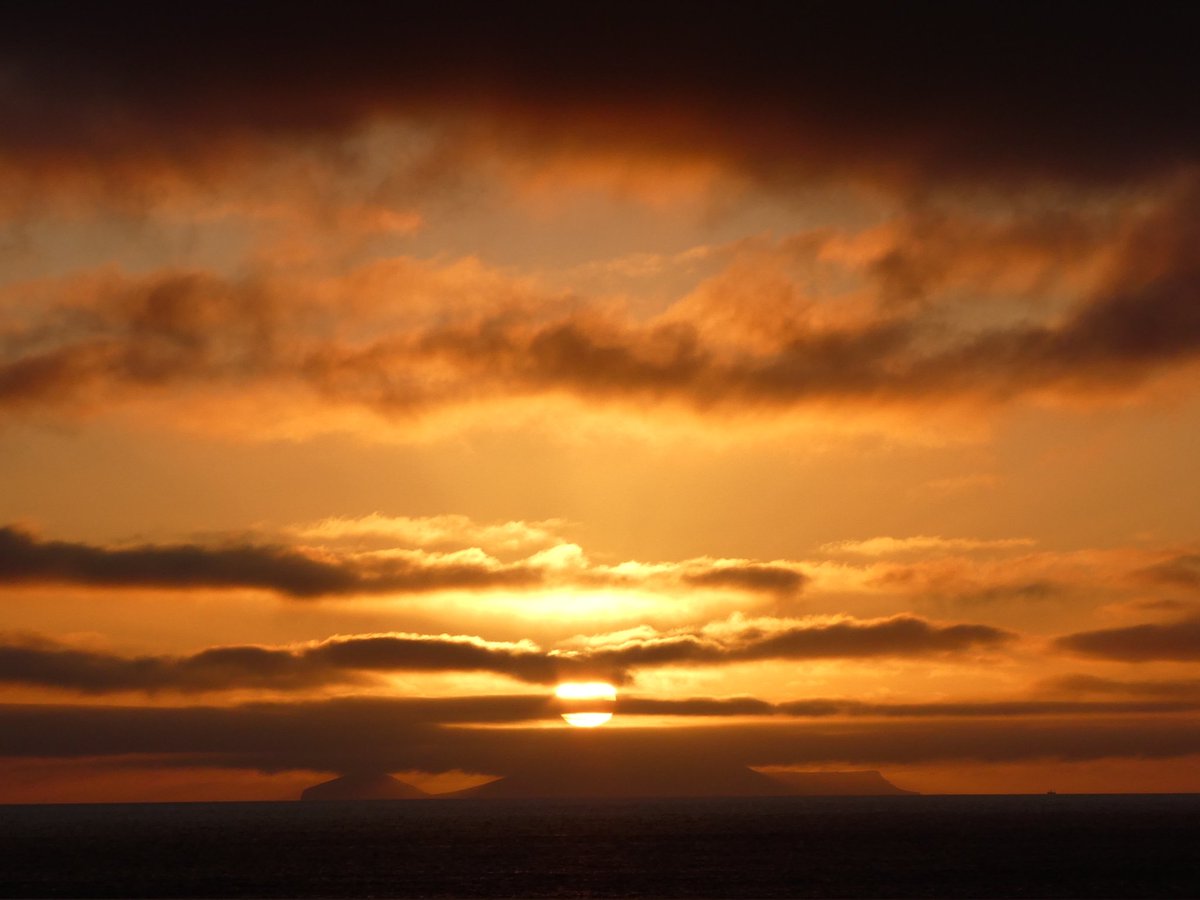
{"left": 2, "top": 795, "right": 1197, "bottom": 898}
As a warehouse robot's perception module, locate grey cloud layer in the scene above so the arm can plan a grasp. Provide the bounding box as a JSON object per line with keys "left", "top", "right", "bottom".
{"left": 3, "top": 699, "right": 1198, "bottom": 775}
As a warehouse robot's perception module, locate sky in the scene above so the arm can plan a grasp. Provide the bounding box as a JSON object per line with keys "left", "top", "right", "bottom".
{"left": 2, "top": 3, "right": 1200, "bottom": 800}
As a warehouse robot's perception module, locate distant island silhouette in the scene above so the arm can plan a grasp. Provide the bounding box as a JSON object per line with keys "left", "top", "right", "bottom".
{"left": 301, "top": 772, "right": 429, "bottom": 801}
{"left": 300, "top": 767, "right": 914, "bottom": 800}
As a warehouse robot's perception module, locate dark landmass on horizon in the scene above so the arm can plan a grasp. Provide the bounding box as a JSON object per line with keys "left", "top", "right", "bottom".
{"left": 300, "top": 772, "right": 429, "bottom": 801}
{"left": 300, "top": 767, "right": 915, "bottom": 800}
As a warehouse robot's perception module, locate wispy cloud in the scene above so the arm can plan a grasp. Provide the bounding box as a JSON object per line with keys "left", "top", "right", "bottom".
{"left": 821, "top": 536, "right": 1036, "bottom": 556}
{"left": 291, "top": 514, "right": 568, "bottom": 554}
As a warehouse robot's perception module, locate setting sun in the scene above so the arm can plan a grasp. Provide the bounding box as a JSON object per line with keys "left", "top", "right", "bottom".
{"left": 554, "top": 683, "right": 618, "bottom": 702}
{"left": 555, "top": 682, "right": 617, "bottom": 727}
{"left": 560, "top": 712, "right": 613, "bottom": 728}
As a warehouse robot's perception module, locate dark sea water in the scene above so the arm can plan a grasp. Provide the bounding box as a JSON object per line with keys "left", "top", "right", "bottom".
{"left": 1, "top": 795, "right": 1198, "bottom": 898}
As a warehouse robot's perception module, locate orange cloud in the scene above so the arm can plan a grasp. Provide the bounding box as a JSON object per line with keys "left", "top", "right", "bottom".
{"left": 821, "top": 536, "right": 1036, "bottom": 556}
{"left": 4, "top": 181, "right": 1200, "bottom": 440}
{"left": 291, "top": 514, "right": 567, "bottom": 555}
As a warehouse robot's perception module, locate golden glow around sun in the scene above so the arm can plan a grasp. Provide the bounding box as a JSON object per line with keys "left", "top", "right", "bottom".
{"left": 555, "top": 681, "right": 617, "bottom": 727}
{"left": 554, "top": 682, "right": 618, "bottom": 701}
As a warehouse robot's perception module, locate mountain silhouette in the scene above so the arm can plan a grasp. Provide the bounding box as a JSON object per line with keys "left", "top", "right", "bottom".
{"left": 301, "top": 766, "right": 915, "bottom": 801}
{"left": 300, "top": 772, "right": 428, "bottom": 801}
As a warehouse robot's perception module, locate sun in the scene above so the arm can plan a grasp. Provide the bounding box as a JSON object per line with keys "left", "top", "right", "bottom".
{"left": 554, "top": 681, "right": 617, "bottom": 727}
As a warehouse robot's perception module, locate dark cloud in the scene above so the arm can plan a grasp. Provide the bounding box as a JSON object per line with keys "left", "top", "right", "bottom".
{"left": 680, "top": 564, "right": 807, "bottom": 596}
{"left": 953, "top": 581, "right": 1062, "bottom": 606}
{"left": 0, "top": 639, "right": 332, "bottom": 694}
{"left": 1055, "top": 618, "right": 1200, "bottom": 662}
{"left": 865, "top": 208, "right": 1108, "bottom": 310}
{"left": 1137, "top": 554, "right": 1200, "bottom": 590}
{"left": 739, "top": 617, "right": 1010, "bottom": 660}
{"left": 0, "top": 272, "right": 282, "bottom": 411}
{"left": 1040, "top": 674, "right": 1200, "bottom": 699}
{"left": 0, "top": 525, "right": 539, "bottom": 598}
{"left": 587, "top": 616, "right": 1014, "bottom": 672}
{"left": 2, "top": 699, "right": 1199, "bottom": 776}
{"left": 616, "top": 697, "right": 778, "bottom": 718}
{"left": 0, "top": 615, "right": 1013, "bottom": 695}
{"left": 0, "top": 523, "right": 808, "bottom": 602}
{"left": 14, "top": 637, "right": 1187, "bottom": 716}
{"left": 619, "top": 696, "right": 1200, "bottom": 719}
{"left": 0, "top": 634, "right": 573, "bottom": 693}
{"left": 308, "top": 636, "right": 565, "bottom": 685}
{"left": 0, "top": 525, "right": 356, "bottom": 597}
{"left": 786, "top": 699, "right": 1200, "bottom": 718}
{"left": 1, "top": 4, "right": 1197, "bottom": 190}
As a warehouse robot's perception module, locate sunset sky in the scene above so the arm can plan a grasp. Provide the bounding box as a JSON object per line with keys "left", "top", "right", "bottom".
{"left": 2, "top": 4, "right": 1200, "bottom": 800}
